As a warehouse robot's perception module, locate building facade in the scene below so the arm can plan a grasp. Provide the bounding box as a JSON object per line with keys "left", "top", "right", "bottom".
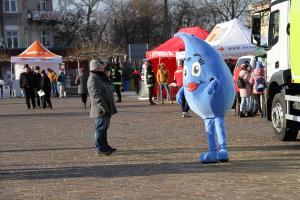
{"left": 0, "top": 0, "right": 62, "bottom": 49}
{"left": 248, "top": 2, "right": 271, "bottom": 38}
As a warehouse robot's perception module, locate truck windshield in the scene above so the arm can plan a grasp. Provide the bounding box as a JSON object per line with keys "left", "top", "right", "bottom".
{"left": 268, "top": 10, "right": 280, "bottom": 47}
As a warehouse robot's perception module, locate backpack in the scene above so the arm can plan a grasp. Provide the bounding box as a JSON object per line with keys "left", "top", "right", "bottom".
{"left": 237, "top": 77, "right": 246, "bottom": 89}
{"left": 256, "top": 76, "right": 265, "bottom": 92}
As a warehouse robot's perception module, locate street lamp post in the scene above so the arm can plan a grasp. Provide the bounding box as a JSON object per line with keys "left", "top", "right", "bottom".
{"left": 163, "top": 0, "right": 168, "bottom": 41}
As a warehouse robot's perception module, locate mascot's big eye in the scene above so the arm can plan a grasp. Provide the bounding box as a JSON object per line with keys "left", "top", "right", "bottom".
{"left": 192, "top": 61, "right": 201, "bottom": 77}
{"left": 183, "top": 65, "right": 188, "bottom": 80}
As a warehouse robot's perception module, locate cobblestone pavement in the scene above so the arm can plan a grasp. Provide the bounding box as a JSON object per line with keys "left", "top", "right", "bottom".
{"left": 0, "top": 93, "right": 300, "bottom": 200}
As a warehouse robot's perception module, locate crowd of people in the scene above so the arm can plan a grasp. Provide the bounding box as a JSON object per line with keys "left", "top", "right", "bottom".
{"left": 19, "top": 65, "right": 68, "bottom": 109}
{"left": 233, "top": 59, "right": 266, "bottom": 118}
{"left": 18, "top": 56, "right": 266, "bottom": 120}
{"left": 17, "top": 57, "right": 142, "bottom": 110}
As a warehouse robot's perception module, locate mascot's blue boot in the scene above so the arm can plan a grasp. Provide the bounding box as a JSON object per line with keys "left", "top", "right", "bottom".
{"left": 199, "top": 118, "right": 218, "bottom": 163}
{"left": 218, "top": 149, "right": 229, "bottom": 162}
{"left": 215, "top": 117, "right": 229, "bottom": 162}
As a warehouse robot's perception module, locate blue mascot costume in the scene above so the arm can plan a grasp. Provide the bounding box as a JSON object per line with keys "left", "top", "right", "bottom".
{"left": 175, "top": 33, "right": 235, "bottom": 163}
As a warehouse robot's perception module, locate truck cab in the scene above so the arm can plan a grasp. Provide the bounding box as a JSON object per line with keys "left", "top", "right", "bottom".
{"left": 251, "top": 0, "right": 300, "bottom": 140}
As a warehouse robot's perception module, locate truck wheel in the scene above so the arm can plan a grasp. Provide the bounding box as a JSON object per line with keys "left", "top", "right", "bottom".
{"left": 271, "top": 93, "right": 298, "bottom": 141}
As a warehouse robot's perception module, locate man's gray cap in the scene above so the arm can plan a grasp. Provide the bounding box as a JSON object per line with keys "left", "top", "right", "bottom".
{"left": 89, "top": 59, "right": 104, "bottom": 71}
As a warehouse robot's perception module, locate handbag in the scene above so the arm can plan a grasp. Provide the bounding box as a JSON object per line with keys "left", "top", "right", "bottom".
{"left": 237, "top": 77, "right": 246, "bottom": 89}
{"left": 38, "top": 89, "right": 45, "bottom": 97}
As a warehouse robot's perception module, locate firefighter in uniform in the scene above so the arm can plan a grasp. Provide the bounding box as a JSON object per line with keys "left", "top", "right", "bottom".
{"left": 111, "top": 57, "right": 123, "bottom": 103}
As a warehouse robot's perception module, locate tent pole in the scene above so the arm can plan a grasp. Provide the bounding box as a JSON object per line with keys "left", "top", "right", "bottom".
{"left": 77, "top": 59, "right": 80, "bottom": 74}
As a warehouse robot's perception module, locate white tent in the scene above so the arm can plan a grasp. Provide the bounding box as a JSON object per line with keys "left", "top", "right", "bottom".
{"left": 205, "top": 18, "right": 256, "bottom": 59}
{"left": 11, "top": 40, "right": 62, "bottom": 80}
{"left": 11, "top": 40, "right": 62, "bottom": 96}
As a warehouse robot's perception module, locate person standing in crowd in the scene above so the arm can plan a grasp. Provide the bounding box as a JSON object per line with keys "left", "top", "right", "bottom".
{"left": 226, "top": 58, "right": 235, "bottom": 74}
{"left": 250, "top": 60, "right": 266, "bottom": 117}
{"left": 19, "top": 64, "right": 36, "bottom": 109}
{"left": 233, "top": 61, "right": 247, "bottom": 116}
{"left": 122, "top": 59, "right": 132, "bottom": 92}
{"left": 174, "top": 59, "right": 190, "bottom": 117}
{"left": 111, "top": 57, "right": 123, "bottom": 103}
{"left": 57, "top": 71, "right": 67, "bottom": 98}
{"left": 131, "top": 63, "right": 141, "bottom": 95}
{"left": 33, "top": 66, "right": 42, "bottom": 108}
{"left": 75, "top": 68, "right": 89, "bottom": 108}
{"left": 145, "top": 59, "right": 156, "bottom": 105}
{"left": 0, "top": 78, "right": 4, "bottom": 98}
{"left": 87, "top": 59, "right": 117, "bottom": 156}
{"left": 239, "top": 63, "right": 252, "bottom": 117}
{"left": 40, "top": 70, "right": 53, "bottom": 109}
{"left": 157, "top": 63, "right": 173, "bottom": 104}
{"left": 47, "top": 68, "right": 58, "bottom": 97}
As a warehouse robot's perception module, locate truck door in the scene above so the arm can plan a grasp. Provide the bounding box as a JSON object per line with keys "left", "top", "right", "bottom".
{"left": 267, "top": 2, "right": 290, "bottom": 82}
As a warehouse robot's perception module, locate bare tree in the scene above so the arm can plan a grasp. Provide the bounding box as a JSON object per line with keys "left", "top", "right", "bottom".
{"left": 54, "top": 0, "right": 270, "bottom": 51}
{"left": 201, "top": 0, "right": 251, "bottom": 21}
{"left": 104, "top": 0, "right": 164, "bottom": 47}
{"left": 55, "top": 0, "right": 112, "bottom": 49}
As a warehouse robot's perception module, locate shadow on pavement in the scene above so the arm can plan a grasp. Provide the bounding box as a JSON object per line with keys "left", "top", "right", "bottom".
{"left": 230, "top": 144, "right": 300, "bottom": 151}
{"left": 0, "top": 112, "right": 89, "bottom": 118}
{"left": 1, "top": 145, "right": 299, "bottom": 154}
{"left": 0, "top": 158, "right": 299, "bottom": 181}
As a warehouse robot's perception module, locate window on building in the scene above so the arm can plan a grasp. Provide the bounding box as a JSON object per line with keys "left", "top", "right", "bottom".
{"left": 6, "top": 30, "right": 19, "bottom": 48}
{"left": 40, "top": 30, "right": 50, "bottom": 47}
{"left": 37, "top": 0, "right": 47, "bottom": 11}
{"left": 4, "top": 0, "right": 17, "bottom": 12}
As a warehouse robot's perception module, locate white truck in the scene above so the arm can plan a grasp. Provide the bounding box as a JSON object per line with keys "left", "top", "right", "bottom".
{"left": 251, "top": 0, "right": 300, "bottom": 140}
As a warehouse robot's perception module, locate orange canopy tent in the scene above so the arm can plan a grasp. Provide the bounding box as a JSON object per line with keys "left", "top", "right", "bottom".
{"left": 11, "top": 40, "right": 62, "bottom": 80}
{"left": 10, "top": 40, "right": 62, "bottom": 97}
{"left": 145, "top": 27, "right": 209, "bottom": 97}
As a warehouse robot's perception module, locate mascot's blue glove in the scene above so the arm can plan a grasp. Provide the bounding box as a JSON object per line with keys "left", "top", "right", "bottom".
{"left": 176, "top": 86, "right": 184, "bottom": 105}
{"left": 207, "top": 79, "right": 219, "bottom": 95}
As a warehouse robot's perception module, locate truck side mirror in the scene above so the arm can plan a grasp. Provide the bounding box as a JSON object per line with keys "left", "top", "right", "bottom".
{"left": 251, "top": 14, "right": 261, "bottom": 46}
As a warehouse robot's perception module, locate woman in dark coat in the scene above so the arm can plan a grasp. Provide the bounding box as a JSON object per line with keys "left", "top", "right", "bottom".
{"left": 75, "top": 68, "right": 89, "bottom": 108}
{"left": 40, "top": 70, "right": 52, "bottom": 109}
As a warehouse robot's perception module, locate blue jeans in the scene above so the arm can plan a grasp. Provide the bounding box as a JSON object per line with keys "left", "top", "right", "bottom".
{"left": 159, "top": 83, "right": 172, "bottom": 101}
{"left": 240, "top": 96, "right": 250, "bottom": 113}
{"left": 51, "top": 82, "right": 58, "bottom": 96}
{"left": 94, "top": 117, "right": 111, "bottom": 152}
{"left": 181, "top": 92, "right": 190, "bottom": 112}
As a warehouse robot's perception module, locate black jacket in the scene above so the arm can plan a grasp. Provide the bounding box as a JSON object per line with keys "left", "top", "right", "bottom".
{"left": 40, "top": 75, "right": 51, "bottom": 94}
{"left": 33, "top": 73, "right": 42, "bottom": 90}
{"left": 111, "top": 64, "right": 123, "bottom": 84}
{"left": 145, "top": 63, "right": 155, "bottom": 87}
{"left": 19, "top": 72, "right": 35, "bottom": 90}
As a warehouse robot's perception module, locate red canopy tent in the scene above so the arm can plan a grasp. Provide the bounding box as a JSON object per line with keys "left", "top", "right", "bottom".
{"left": 146, "top": 26, "right": 209, "bottom": 97}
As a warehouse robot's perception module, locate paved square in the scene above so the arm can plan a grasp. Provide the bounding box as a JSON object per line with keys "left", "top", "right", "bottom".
{"left": 0, "top": 94, "right": 300, "bottom": 200}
